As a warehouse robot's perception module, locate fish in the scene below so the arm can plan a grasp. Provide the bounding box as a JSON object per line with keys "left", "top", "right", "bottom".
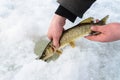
{"left": 36, "top": 15, "right": 109, "bottom": 62}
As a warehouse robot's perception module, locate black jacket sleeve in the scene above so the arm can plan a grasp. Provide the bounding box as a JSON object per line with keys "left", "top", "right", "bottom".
{"left": 55, "top": 5, "right": 77, "bottom": 22}
{"left": 55, "top": 0, "right": 96, "bottom": 22}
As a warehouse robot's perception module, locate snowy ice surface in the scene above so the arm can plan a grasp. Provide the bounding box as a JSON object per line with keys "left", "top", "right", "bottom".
{"left": 0, "top": 0, "right": 120, "bottom": 80}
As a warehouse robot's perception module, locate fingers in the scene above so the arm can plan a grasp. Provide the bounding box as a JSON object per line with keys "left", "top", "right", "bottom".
{"left": 47, "top": 34, "right": 60, "bottom": 48}
{"left": 85, "top": 34, "right": 104, "bottom": 42}
{"left": 53, "top": 36, "right": 60, "bottom": 48}
{"left": 91, "top": 26, "right": 103, "bottom": 32}
{"left": 85, "top": 26, "right": 105, "bottom": 42}
{"left": 47, "top": 34, "right": 52, "bottom": 40}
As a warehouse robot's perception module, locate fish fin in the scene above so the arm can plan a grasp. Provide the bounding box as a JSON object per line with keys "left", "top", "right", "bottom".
{"left": 56, "top": 50, "right": 62, "bottom": 54}
{"left": 72, "top": 17, "right": 94, "bottom": 28}
{"left": 80, "top": 17, "right": 94, "bottom": 24}
{"left": 69, "top": 41, "right": 75, "bottom": 48}
{"left": 97, "top": 15, "right": 109, "bottom": 25}
{"left": 90, "top": 31, "right": 101, "bottom": 35}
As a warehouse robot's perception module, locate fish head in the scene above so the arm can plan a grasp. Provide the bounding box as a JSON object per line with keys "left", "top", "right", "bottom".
{"left": 39, "top": 43, "right": 55, "bottom": 61}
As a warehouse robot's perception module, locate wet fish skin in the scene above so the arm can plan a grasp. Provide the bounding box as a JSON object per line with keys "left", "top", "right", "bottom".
{"left": 39, "top": 15, "right": 109, "bottom": 62}
{"left": 39, "top": 41, "right": 54, "bottom": 61}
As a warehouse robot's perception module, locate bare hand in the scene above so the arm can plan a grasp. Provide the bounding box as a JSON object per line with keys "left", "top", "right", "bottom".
{"left": 85, "top": 23, "right": 120, "bottom": 42}
{"left": 47, "top": 14, "right": 66, "bottom": 48}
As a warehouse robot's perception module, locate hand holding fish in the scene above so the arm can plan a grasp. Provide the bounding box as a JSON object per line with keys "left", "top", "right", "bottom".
{"left": 85, "top": 23, "right": 120, "bottom": 42}
{"left": 47, "top": 14, "right": 66, "bottom": 48}
{"left": 38, "top": 15, "right": 109, "bottom": 62}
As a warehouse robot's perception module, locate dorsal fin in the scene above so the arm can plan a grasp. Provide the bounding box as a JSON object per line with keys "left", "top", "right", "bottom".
{"left": 80, "top": 17, "right": 94, "bottom": 24}
{"left": 71, "top": 17, "right": 94, "bottom": 28}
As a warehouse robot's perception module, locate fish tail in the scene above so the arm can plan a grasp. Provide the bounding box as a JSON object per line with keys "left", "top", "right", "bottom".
{"left": 97, "top": 15, "right": 109, "bottom": 25}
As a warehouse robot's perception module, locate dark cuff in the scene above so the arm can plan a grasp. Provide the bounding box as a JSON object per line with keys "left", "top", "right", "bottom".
{"left": 55, "top": 5, "right": 77, "bottom": 22}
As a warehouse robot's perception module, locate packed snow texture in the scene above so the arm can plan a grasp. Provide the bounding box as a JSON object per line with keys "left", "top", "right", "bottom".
{"left": 0, "top": 0, "right": 120, "bottom": 80}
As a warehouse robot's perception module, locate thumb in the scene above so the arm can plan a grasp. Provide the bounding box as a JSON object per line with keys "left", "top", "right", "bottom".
{"left": 53, "top": 36, "right": 60, "bottom": 48}
{"left": 91, "top": 26, "right": 103, "bottom": 32}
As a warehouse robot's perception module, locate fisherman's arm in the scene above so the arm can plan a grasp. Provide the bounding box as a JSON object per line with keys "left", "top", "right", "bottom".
{"left": 55, "top": 5, "right": 77, "bottom": 22}
{"left": 57, "top": 0, "right": 96, "bottom": 19}
{"left": 47, "top": 0, "right": 96, "bottom": 48}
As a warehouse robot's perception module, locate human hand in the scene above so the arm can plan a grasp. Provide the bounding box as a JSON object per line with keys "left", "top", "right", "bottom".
{"left": 47, "top": 14, "right": 66, "bottom": 48}
{"left": 85, "top": 23, "right": 120, "bottom": 42}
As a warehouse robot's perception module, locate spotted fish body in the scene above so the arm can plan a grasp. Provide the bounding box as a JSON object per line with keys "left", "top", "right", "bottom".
{"left": 60, "top": 24, "right": 93, "bottom": 48}
{"left": 38, "top": 15, "right": 109, "bottom": 62}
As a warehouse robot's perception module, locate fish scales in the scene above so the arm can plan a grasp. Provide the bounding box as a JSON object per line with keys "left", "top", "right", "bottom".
{"left": 60, "top": 24, "right": 92, "bottom": 47}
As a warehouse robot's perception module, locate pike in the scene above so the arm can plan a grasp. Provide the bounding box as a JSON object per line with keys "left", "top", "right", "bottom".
{"left": 36, "top": 15, "right": 109, "bottom": 62}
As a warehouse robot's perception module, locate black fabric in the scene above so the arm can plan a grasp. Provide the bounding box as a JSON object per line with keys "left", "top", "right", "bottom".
{"left": 57, "top": 0, "right": 96, "bottom": 20}
{"left": 55, "top": 5, "right": 77, "bottom": 22}
{"left": 57, "top": 0, "right": 96, "bottom": 17}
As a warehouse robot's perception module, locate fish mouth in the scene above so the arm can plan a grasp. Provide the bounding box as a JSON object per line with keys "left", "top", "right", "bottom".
{"left": 42, "top": 53, "right": 60, "bottom": 62}
{"left": 40, "top": 52, "right": 54, "bottom": 60}
{"left": 39, "top": 47, "right": 61, "bottom": 62}
{"left": 39, "top": 52, "right": 46, "bottom": 60}
{"left": 39, "top": 46, "right": 55, "bottom": 60}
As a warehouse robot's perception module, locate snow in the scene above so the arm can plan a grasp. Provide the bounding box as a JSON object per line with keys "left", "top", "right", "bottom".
{"left": 0, "top": 0, "right": 120, "bottom": 80}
